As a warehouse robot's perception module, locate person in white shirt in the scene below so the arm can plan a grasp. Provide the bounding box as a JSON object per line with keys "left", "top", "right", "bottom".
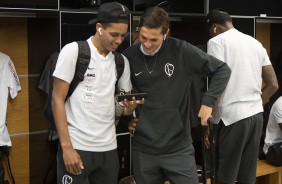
{"left": 263, "top": 96, "right": 282, "bottom": 166}
{"left": 0, "top": 52, "right": 21, "bottom": 184}
{"left": 0, "top": 52, "right": 21, "bottom": 147}
{"left": 52, "top": 2, "right": 143, "bottom": 184}
{"left": 206, "top": 9, "right": 278, "bottom": 184}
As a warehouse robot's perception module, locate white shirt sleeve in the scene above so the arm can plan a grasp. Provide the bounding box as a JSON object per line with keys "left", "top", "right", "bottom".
{"left": 261, "top": 48, "right": 272, "bottom": 66}
{"left": 53, "top": 42, "right": 78, "bottom": 83}
{"left": 207, "top": 39, "right": 225, "bottom": 62}
{"left": 7, "top": 59, "right": 21, "bottom": 99}
{"left": 273, "top": 98, "right": 282, "bottom": 124}
{"left": 117, "top": 55, "right": 132, "bottom": 93}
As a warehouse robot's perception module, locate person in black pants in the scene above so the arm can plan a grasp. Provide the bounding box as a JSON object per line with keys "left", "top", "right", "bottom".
{"left": 122, "top": 6, "right": 231, "bottom": 184}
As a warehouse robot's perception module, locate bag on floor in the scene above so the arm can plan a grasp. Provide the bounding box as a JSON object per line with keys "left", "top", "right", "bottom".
{"left": 266, "top": 142, "right": 282, "bottom": 166}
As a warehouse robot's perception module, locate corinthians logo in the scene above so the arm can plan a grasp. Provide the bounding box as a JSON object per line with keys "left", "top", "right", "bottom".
{"left": 62, "top": 175, "right": 73, "bottom": 184}
{"left": 164, "top": 63, "right": 174, "bottom": 77}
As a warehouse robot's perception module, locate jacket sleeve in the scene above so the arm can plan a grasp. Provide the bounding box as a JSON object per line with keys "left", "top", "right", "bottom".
{"left": 181, "top": 41, "right": 231, "bottom": 108}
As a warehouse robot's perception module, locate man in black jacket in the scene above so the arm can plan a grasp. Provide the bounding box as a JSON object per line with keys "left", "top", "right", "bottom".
{"left": 122, "top": 6, "right": 231, "bottom": 184}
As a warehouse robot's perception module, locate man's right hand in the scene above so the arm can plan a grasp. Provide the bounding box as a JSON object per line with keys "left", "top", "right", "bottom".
{"left": 128, "top": 118, "right": 138, "bottom": 137}
{"left": 63, "top": 147, "right": 84, "bottom": 175}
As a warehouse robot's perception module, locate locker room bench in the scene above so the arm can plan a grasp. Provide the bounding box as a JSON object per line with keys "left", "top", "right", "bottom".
{"left": 256, "top": 159, "right": 282, "bottom": 184}
{"left": 165, "top": 179, "right": 211, "bottom": 184}
{"left": 164, "top": 160, "right": 282, "bottom": 184}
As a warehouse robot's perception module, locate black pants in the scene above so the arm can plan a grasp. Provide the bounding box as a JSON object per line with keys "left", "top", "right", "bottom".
{"left": 132, "top": 145, "right": 198, "bottom": 184}
{"left": 57, "top": 146, "right": 119, "bottom": 184}
{"left": 0, "top": 150, "right": 5, "bottom": 183}
{"left": 215, "top": 113, "right": 263, "bottom": 184}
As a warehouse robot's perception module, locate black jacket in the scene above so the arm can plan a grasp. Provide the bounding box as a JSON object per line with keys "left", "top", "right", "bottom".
{"left": 123, "top": 37, "right": 231, "bottom": 154}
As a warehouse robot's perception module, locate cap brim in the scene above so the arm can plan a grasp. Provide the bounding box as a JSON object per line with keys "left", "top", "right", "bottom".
{"left": 88, "top": 19, "right": 98, "bottom": 25}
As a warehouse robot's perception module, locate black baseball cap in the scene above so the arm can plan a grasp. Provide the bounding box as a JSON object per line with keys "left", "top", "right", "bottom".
{"left": 206, "top": 9, "right": 232, "bottom": 27}
{"left": 88, "top": 2, "right": 130, "bottom": 25}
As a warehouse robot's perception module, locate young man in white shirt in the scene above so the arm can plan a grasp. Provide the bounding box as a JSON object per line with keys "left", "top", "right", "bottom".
{"left": 52, "top": 2, "right": 143, "bottom": 184}
{"left": 206, "top": 9, "right": 278, "bottom": 184}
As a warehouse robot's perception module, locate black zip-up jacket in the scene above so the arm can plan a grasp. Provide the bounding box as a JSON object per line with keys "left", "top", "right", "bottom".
{"left": 123, "top": 37, "right": 231, "bottom": 154}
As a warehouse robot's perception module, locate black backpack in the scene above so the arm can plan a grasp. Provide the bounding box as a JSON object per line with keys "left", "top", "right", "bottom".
{"left": 41, "top": 40, "right": 124, "bottom": 130}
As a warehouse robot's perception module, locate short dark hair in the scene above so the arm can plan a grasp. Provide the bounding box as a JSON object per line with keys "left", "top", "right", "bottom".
{"left": 206, "top": 9, "right": 232, "bottom": 27}
{"left": 140, "top": 6, "right": 169, "bottom": 34}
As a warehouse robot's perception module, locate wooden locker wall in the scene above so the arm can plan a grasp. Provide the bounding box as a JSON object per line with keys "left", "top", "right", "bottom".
{"left": 1, "top": 16, "right": 58, "bottom": 184}
{"left": 1, "top": 17, "right": 30, "bottom": 184}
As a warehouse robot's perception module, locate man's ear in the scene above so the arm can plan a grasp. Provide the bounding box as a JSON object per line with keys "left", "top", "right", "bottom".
{"left": 96, "top": 23, "right": 103, "bottom": 35}
{"left": 98, "top": 28, "right": 102, "bottom": 35}
{"left": 166, "top": 29, "right": 170, "bottom": 36}
{"left": 212, "top": 24, "right": 217, "bottom": 34}
{"left": 163, "top": 29, "right": 170, "bottom": 40}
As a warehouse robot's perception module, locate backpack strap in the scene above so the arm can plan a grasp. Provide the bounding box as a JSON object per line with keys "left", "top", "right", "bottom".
{"left": 67, "top": 41, "right": 91, "bottom": 98}
{"left": 113, "top": 51, "right": 125, "bottom": 94}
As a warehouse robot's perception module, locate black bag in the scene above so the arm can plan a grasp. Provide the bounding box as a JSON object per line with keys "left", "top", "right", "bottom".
{"left": 266, "top": 142, "right": 282, "bottom": 166}
{"left": 41, "top": 40, "right": 124, "bottom": 130}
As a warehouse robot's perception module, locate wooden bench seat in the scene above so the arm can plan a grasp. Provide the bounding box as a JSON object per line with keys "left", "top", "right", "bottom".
{"left": 256, "top": 160, "right": 282, "bottom": 184}
{"left": 165, "top": 160, "right": 282, "bottom": 184}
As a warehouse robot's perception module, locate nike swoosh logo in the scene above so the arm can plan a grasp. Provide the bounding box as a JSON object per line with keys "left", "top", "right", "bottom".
{"left": 135, "top": 72, "right": 142, "bottom": 76}
{"left": 88, "top": 67, "right": 95, "bottom": 70}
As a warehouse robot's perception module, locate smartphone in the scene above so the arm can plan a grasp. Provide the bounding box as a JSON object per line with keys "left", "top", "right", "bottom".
{"left": 116, "top": 92, "right": 147, "bottom": 102}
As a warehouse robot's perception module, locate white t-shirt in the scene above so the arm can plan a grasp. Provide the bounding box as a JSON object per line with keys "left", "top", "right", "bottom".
{"left": 0, "top": 52, "right": 21, "bottom": 146}
{"left": 208, "top": 28, "right": 271, "bottom": 126}
{"left": 263, "top": 97, "right": 282, "bottom": 154}
{"left": 53, "top": 37, "right": 132, "bottom": 152}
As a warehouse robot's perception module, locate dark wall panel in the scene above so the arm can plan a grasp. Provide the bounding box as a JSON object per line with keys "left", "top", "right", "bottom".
{"left": 134, "top": 0, "right": 205, "bottom": 14}
{"left": 232, "top": 18, "right": 254, "bottom": 37}
{"left": 61, "top": 12, "right": 96, "bottom": 48}
{"left": 210, "top": 0, "right": 282, "bottom": 16}
{"left": 170, "top": 16, "right": 208, "bottom": 46}
{"left": 270, "top": 23, "right": 282, "bottom": 102}
{"left": 0, "top": 0, "right": 58, "bottom": 9}
{"left": 28, "top": 12, "right": 59, "bottom": 74}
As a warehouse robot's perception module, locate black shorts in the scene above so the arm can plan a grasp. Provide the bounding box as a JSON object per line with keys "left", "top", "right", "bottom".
{"left": 215, "top": 113, "right": 263, "bottom": 184}
{"left": 57, "top": 146, "right": 119, "bottom": 184}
